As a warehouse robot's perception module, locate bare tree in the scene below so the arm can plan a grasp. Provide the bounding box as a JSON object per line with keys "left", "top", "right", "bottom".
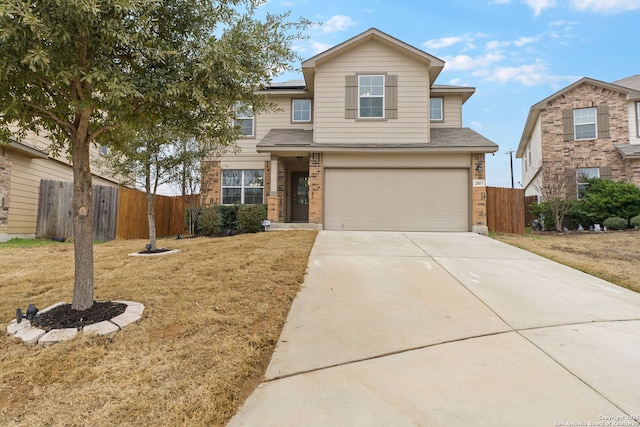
{"left": 534, "top": 163, "right": 577, "bottom": 232}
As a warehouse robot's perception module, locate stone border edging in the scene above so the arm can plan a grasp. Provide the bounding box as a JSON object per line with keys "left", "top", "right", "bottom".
{"left": 127, "top": 249, "right": 180, "bottom": 257}
{"left": 6, "top": 300, "right": 145, "bottom": 346}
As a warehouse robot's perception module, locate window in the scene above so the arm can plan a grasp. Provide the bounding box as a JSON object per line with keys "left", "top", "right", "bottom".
{"left": 576, "top": 167, "right": 599, "bottom": 198}
{"left": 222, "top": 169, "right": 264, "bottom": 204}
{"left": 527, "top": 144, "right": 532, "bottom": 166}
{"left": 292, "top": 99, "right": 312, "bottom": 122}
{"left": 358, "top": 75, "right": 384, "bottom": 118}
{"left": 430, "top": 98, "right": 443, "bottom": 121}
{"left": 574, "top": 107, "right": 597, "bottom": 140}
{"left": 99, "top": 146, "right": 109, "bottom": 156}
{"left": 233, "top": 105, "right": 254, "bottom": 137}
{"left": 637, "top": 102, "right": 640, "bottom": 137}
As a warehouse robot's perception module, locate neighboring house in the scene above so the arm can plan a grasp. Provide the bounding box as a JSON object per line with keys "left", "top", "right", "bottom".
{"left": 201, "top": 28, "right": 498, "bottom": 233}
{"left": 517, "top": 75, "right": 640, "bottom": 199}
{"left": 0, "top": 128, "right": 119, "bottom": 242}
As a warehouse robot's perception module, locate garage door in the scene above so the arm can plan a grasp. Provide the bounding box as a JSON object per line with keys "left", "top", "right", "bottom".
{"left": 324, "top": 169, "right": 469, "bottom": 231}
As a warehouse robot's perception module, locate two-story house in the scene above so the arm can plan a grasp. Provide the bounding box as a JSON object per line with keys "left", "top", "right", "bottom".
{"left": 517, "top": 75, "right": 640, "bottom": 199}
{"left": 1, "top": 129, "right": 119, "bottom": 242}
{"left": 201, "top": 28, "right": 498, "bottom": 233}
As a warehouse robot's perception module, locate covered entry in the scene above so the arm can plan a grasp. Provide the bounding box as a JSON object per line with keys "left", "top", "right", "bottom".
{"left": 324, "top": 168, "right": 469, "bottom": 231}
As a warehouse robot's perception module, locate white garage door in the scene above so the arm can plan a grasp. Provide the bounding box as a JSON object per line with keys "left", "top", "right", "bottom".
{"left": 324, "top": 168, "right": 469, "bottom": 231}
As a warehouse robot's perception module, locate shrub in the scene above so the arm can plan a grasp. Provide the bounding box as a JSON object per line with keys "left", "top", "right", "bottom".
{"left": 197, "top": 206, "right": 222, "bottom": 236}
{"left": 603, "top": 216, "right": 628, "bottom": 230}
{"left": 631, "top": 214, "right": 640, "bottom": 228}
{"left": 572, "top": 179, "right": 640, "bottom": 225}
{"left": 237, "top": 204, "right": 267, "bottom": 233}
{"left": 218, "top": 204, "right": 239, "bottom": 232}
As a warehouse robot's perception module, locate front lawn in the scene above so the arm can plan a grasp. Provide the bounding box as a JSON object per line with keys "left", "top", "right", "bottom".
{"left": 0, "top": 231, "right": 317, "bottom": 426}
{"left": 493, "top": 230, "right": 640, "bottom": 293}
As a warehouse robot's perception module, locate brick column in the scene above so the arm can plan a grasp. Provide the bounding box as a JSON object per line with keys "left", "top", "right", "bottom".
{"left": 267, "top": 159, "right": 285, "bottom": 223}
{"left": 200, "top": 161, "right": 221, "bottom": 205}
{"left": 0, "top": 147, "right": 11, "bottom": 235}
{"left": 309, "top": 153, "right": 323, "bottom": 225}
{"left": 471, "top": 153, "right": 488, "bottom": 235}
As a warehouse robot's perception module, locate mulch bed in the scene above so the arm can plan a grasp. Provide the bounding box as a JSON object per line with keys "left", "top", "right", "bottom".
{"left": 34, "top": 301, "right": 127, "bottom": 331}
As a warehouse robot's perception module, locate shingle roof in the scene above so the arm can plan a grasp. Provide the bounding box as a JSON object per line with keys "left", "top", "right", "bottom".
{"left": 256, "top": 128, "right": 498, "bottom": 153}
{"left": 614, "top": 74, "right": 640, "bottom": 91}
{"left": 615, "top": 144, "right": 640, "bottom": 159}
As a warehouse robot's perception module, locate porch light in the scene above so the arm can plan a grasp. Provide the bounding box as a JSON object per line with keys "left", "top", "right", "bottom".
{"left": 476, "top": 163, "right": 483, "bottom": 172}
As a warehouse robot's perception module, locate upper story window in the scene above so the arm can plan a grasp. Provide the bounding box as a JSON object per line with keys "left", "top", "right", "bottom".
{"left": 292, "top": 99, "right": 312, "bottom": 122}
{"left": 358, "top": 75, "right": 384, "bottom": 118}
{"left": 636, "top": 102, "right": 640, "bottom": 137}
{"left": 99, "top": 146, "right": 110, "bottom": 156}
{"left": 576, "top": 167, "right": 599, "bottom": 199}
{"left": 234, "top": 104, "right": 254, "bottom": 137}
{"left": 574, "top": 107, "right": 596, "bottom": 140}
{"left": 430, "top": 98, "right": 443, "bottom": 121}
{"left": 222, "top": 169, "right": 264, "bottom": 204}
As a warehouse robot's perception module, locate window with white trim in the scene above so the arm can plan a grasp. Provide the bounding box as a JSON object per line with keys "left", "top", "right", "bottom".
{"left": 99, "top": 146, "right": 110, "bottom": 156}
{"left": 358, "top": 75, "right": 384, "bottom": 118}
{"left": 576, "top": 167, "right": 599, "bottom": 199}
{"left": 233, "top": 105, "right": 254, "bottom": 137}
{"left": 222, "top": 169, "right": 264, "bottom": 204}
{"left": 636, "top": 102, "right": 640, "bottom": 137}
{"left": 292, "top": 99, "right": 311, "bottom": 122}
{"left": 430, "top": 98, "right": 443, "bottom": 121}
{"left": 574, "top": 107, "right": 596, "bottom": 140}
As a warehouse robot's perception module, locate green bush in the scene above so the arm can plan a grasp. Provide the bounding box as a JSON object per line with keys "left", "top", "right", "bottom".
{"left": 571, "top": 179, "right": 640, "bottom": 225}
{"left": 631, "top": 214, "right": 640, "bottom": 228}
{"left": 218, "top": 204, "right": 239, "bottom": 232}
{"left": 603, "top": 216, "right": 628, "bottom": 230}
{"left": 197, "top": 206, "right": 222, "bottom": 236}
{"left": 237, "top": 204, "right": 267, "bottom": 233}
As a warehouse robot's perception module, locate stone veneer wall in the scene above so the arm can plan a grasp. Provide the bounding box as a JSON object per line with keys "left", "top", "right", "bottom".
{"left": 200, "top": 161, "right": 221, "bottom": 205}
{"left": 0, "top": 147, "right": 11, "bottom": 234}
{"left": 308, "top": 153, "right": 323, "bottom": 224}
{"left": 470, "top": 152, "right": 487, "bottom": 231}
{"left": 540, "top": 83, "right": 630, "bottom": 190}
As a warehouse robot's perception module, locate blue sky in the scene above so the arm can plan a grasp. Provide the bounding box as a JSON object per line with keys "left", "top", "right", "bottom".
{"left": 258, "top": 0, "right": 640, "bottom": 188}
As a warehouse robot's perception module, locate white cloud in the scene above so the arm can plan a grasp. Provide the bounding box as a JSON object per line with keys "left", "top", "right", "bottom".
{"left": 572, "top": 0, "right": 640, "bottom": 13}
{"left": 514, "top": 36, "right": 538, "bottom": 46}
{"left": 320, "top": 15, "right": 355, "bottom": 33}
{"left": 443, "top": 52, "right": 506, "bottom": 71}
{"left": 424, "top": 36, "right": 465, "bottom": 49}
{"left": 473, "top": 60, "right": 578, "bottom": 87}
{"left": 525, "top": 0, "right": 557, "bottom": 16}
{"left": 310, "top": 41, "right": 333, "bottom": 55}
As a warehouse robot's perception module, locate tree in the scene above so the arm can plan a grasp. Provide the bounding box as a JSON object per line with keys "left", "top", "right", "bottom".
{"left": 0, "top": 0, "right": 308, "bottom": 310}
{"left": 534, "top": 163, "right": 577, "bottom": 232}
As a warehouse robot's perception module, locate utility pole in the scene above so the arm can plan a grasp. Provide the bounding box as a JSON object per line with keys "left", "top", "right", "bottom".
{"left": 505, "top": 149, "right": 515, "bottom": 189}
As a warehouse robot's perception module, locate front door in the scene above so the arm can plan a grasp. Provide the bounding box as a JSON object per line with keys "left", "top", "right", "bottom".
{"left": 291, "top": 172, "right": 309, "bottom": 222}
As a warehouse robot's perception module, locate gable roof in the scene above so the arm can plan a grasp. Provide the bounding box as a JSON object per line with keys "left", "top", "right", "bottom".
{"left": 516, "top": 76, "right": 640, "bottom": 157}
{"left": 614, "top": 74, "right": 640, "bottom": 92}
{"left": 301, "top": 28, "right": 445, "bottom": 92}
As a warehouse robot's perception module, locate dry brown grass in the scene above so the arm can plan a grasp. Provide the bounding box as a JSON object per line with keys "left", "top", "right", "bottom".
{"left": 493, "top": 230, "right": 640, "bottom": 293}
{"left": 0, "top": 231, "right": 317, "bottom": 426}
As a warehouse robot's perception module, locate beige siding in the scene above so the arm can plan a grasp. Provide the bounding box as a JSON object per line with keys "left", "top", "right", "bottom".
{"left": 324, "top": 153, "right": 470, "bottom": 168}
{"left": 7, "top": 152, "right": 116, "bottom": 235}
{"left": 522, "top": 117, "right": 543, "bottom": 196}
{"left": 430, "top": 95, "right": 463, "bottom": 128}
{"left": 628, "top": 101, "right": 640, "bottom": 145}
{"left": 313, "top": 39, "right": 430, "bottom": 144}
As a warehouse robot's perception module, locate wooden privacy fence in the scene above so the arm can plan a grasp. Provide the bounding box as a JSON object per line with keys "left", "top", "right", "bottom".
{"left": 36, "top": 180, "right": 191, "bottom": 241}
{"left": 486, "top": 186, "right": 527, "bottom": 235}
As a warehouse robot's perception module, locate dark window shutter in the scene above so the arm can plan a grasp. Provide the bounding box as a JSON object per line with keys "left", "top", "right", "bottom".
{"left": 562, "top": 109, "right": 574, "bottom": 142}
{"left": 597, "top": 104, "right": 610, "bottom": 138}
{"left": 599, "top": 166, "right": 612, "bottom": 180}
{"left": 345, "top": 75, "right": 358, "bottom": 119}
{"left": 385, "top": 74, "right": 398, "bottom": 119}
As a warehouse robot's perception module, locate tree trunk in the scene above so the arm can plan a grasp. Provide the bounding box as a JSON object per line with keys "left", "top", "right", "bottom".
{"left": 146, "top": 166, "right": 157, "bottom": 251}
{"left": 71, "top": 116, "right": 95, "bottom": 311}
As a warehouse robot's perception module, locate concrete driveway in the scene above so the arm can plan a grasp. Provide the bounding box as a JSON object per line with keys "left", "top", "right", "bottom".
{"left": 227, "top": 231, "right": 640, "bottom": 427}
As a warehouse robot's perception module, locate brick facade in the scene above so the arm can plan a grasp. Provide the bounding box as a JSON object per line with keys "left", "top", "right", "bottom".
{"left": 540, "top": 82, "right": 633, "bottom": 191}
{"left": 200, "top": 161, "right": 221, "bottom": 205}
{"left": 470, "top": 152, "right": 487, "bottom": 229}
{"left": 308, "top": 153, "right": 323, "bottom": 224}
{"left": 0, "top": 147, "right": 11, "bottom": 234}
